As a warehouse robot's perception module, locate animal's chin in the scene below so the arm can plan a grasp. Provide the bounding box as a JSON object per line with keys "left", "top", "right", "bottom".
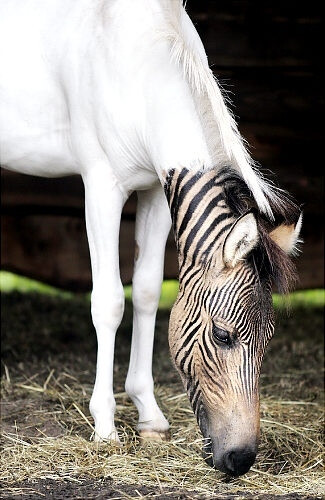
{"left": 202, "top": 435, "right": 214, "bottom": 467}
{"left": 196, "top": 404, "right": 215, "bottom": 467}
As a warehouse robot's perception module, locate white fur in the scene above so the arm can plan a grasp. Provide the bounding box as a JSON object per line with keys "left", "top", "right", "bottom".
{"left": 159, "top": 1, "right": 280, "bottom": 218}
{"left": 291, "top": 213, "right": 303, "bottom": 256}
{"left": 223, "top": 213, "right": 259, "bottom": 268}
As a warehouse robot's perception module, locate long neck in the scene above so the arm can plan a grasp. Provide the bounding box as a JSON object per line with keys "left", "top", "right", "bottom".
{"left": 143, "top": 46, "right": 214, "bottom": 177}
{"left": 164, "top": 168, "right": 235, "bottom": 273}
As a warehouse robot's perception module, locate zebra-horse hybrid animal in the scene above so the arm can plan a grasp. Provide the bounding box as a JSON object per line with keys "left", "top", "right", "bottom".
{"left": 0, "top": 0, "right": 301, "bottom": 476}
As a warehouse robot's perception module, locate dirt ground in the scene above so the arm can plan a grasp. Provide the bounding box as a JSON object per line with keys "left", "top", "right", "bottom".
{"left": 1, "top": 291, "right": 324, "bottom": 499}
{"left": 0, "top": 478, "right": 324, "bottom": 500}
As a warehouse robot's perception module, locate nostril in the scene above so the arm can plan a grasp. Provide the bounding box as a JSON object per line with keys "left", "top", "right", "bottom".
{"left": 223, "top": 447, "right": 257, "bottom": 476}
{"left": 224, "top": 450, "right": 235, "bottom": 473}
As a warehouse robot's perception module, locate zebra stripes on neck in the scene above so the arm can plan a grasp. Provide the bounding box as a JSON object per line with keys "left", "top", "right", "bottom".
{"left": 164, "top": 168, "right": 235, "bottom": 265}
{"left": 164, "top": 165, "right": 300, "bottom": 472}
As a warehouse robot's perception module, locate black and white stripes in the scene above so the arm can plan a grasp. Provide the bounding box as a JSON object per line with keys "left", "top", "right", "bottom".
{"left": 165, "top": 167, "right": 276, "bottom": 436}
{"left": 165, "top": 168, "right": 234, "bottom": 264}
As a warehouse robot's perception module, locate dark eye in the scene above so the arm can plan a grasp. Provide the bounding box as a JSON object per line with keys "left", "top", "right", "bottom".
{"left": 212, "top": 324, "right": 230, "bottom": 345}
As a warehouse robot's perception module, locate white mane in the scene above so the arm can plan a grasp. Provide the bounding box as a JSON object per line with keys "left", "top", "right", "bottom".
{"left": 159, "top": 0, "right": 284, "bottom": 219}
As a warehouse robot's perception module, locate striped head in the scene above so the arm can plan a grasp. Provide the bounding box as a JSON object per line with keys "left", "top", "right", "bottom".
{"left": 164, "top": 168, "right": 302, "bottom": 476}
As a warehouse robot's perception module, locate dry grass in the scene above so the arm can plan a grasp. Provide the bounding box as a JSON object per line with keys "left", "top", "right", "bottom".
{"left": 1, "top": 291, "right": 324, "bottom": 498}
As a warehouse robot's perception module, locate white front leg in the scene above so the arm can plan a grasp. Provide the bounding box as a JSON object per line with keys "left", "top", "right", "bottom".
{"left": 83, "top": 166, "right": 127, "bottom": 442}
{"left": 125, "top": 185, "right": 172, "bottom": 439}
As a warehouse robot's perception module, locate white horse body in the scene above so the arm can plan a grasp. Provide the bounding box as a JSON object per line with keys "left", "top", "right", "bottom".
{"left": 0, "top": 0, "right": 213, "bottom": 188}
{"left": 0, "top": 0, "right": 277, "bottom": 442}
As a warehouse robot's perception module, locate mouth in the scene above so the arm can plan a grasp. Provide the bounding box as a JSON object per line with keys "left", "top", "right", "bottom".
{"left": 201, "top": 438, "right": 256, "bottom": 476}
{"left": 197, "top": 405, "right": 216, "bottom": 468}
{"left": 197, "top": 402, "right": 256, "bottom": 476}
{"left": 201, "top": 435, "right": 257, "bottom": 476}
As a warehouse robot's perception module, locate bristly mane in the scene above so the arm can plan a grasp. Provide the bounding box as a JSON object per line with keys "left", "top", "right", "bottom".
{"left": 159, "top": 0, "right": 288, "bottom": 220}
{"left": 159, "top": 3, "right": 301, "bottom": 293}
{"left": 221, "top": 168, "right": 301, "bottom": 294}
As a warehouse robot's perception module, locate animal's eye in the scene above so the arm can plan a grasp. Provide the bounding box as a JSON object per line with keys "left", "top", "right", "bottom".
{"left": 212, "top": 324, "right": 230, "bottom": 345}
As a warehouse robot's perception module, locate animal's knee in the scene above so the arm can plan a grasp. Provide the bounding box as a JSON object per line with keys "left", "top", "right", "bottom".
{"left": 132, "top": 273, "right": 161, "bottom": 315}
{"left": 91, "top": 281, "right": 124, "bottom": 331}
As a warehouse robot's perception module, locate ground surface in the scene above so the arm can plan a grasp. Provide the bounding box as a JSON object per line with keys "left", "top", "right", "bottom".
{"left": 1, "top": 290, "right": 324, "bottom": 499}
{"left": 0, "top": 479, "right": 324, "bottom": 500}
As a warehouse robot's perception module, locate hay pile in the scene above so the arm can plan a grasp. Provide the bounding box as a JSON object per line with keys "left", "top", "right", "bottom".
{"left": 1, "top": 291, "right": 324, "bottom": 498}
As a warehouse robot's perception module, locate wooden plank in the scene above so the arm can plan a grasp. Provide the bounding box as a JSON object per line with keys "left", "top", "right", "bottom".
{"left": 217, "top": 68, "right": 322, "bottom": 126}
{"left": 1, "top": 213, "right": 178, "bottom": 290}
{"left": 1, "top": 214, "right": 92, "bottom": 291}
{"left": 1, "top": 210, "right": 322, "bottom": 290}
{"left": 187, "top": 0, "right": 322, "bottom": 68}
{"left": 1, "top": 170, "right": 137, "bottom": 217}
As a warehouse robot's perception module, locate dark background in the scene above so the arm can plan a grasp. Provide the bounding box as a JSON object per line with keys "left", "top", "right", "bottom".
{"left": 1, "top": 0, "right": 324, "bottom": 289}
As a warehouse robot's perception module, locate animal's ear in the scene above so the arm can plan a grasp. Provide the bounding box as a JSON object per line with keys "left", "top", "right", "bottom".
{"left": 223, "top": 211, "right": 259, "bottom": 268}
{"left": 269, "top": 213, "right": 303, "bottom": 255}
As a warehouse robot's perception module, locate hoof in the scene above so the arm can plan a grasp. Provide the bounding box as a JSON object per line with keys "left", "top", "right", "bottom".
{"left": 138, "top": 429, "right": 170, "bottom": 441}
{"left": 92, "top": 430, "right": 122, "bottom": 446}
